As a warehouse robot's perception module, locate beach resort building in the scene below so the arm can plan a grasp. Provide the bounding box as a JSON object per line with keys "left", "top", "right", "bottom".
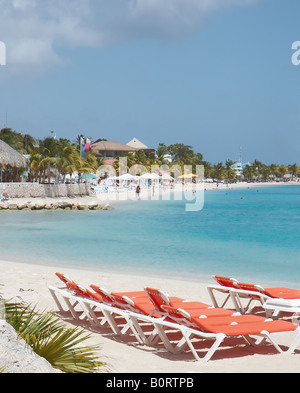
{"left": 92, "top": 140, "right": 137, "bottom": 164}
{"left": 126, "top": 137, "right": 154, "bottom": 152}
{"left": 232, "top": 160, "right": 244, "bottom": 178}
{"left": 0, "top": 139, "right": 26, "bottom": 182}
{"left": 92, "top": 138, "right": 154, "bottom": 165}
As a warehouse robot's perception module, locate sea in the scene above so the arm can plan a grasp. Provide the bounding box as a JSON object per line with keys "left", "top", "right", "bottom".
{"left": 0, "top": 184, "right": 300, "bottom": 287}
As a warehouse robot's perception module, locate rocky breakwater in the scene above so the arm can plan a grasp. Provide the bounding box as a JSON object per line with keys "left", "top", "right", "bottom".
{"left": 0, "top": 200, "right": 114, "bottom": 211}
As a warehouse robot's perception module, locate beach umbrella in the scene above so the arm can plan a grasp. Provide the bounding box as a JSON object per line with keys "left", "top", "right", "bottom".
{"left": 118, "top": 173, "right": 136, "bottom": 180}
{"left": 108, "top": 175, "right": 119, "bottom": 180}
{"left": 83, "top": 173, "right": 99, "bottom": 180}
{"left": 141, "top": 173, "right": 160, "bottom": 180}
{"left": 21, "top": 170, "right": 29, "bottom": 178}
{"left": 178, "top": 174, "right": 197, "bottom": 179}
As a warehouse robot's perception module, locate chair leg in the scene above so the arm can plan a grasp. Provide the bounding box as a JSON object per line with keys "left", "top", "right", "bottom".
{"left": 279, "top": 326, "right": 300, "bottom": 355}
{"left": 100, "top": 308, "right": 123, "bottom": 335}
{"left": 152, "top": 322, "right": 177, "bottom": 354}
{"left": 177, "top": 330, "right": 226, "bottom": 362}
{"left": 202, "top": 333, "right": 226, "bottom": 362}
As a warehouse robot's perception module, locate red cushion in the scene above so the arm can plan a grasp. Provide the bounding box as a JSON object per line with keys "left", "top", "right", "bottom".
{"left": 264, "top": 287, "right": 300, "bottom": 299}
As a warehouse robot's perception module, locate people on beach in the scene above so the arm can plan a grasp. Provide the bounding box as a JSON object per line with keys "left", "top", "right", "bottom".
{"left": 135, "top": 185, "right": 141, "bottom": 199}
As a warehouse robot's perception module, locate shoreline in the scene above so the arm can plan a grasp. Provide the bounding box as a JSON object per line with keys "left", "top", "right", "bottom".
{"left": 1, "top": 259, "right": 300, "bottom": 373}
{"left": 2, "top": 180, "right": 298, "bottom": 208}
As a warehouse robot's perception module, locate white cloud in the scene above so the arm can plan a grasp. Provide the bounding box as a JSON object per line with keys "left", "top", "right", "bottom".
{"left": 0, "top": 0, "right": 262, "bottom": 80}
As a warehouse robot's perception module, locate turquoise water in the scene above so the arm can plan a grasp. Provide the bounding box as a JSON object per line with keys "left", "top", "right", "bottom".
{"left": 0, "top": 185, "right": 300, "bottom": 287}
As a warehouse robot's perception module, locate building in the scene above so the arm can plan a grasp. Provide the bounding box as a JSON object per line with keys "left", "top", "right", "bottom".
{"left": 232, "top": 161, "right": 244, "bottom": 178}
{"left": 92, "top": 138, "right": 155, "bottom": 165}
{"left": 92, "top": 140, "right": 138, "bottom": 160}
{"left": 126, "top": 137, "right": 154, "bottom": 152}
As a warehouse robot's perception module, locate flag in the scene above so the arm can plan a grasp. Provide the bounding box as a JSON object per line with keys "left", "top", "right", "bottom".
{"left": 80, "top": 137, "right": 87, "bottom": 160}
{"left": 85, "top": 138, "right": 92, "bottom": 155}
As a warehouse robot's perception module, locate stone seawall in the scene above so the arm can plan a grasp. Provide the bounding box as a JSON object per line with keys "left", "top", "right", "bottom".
{"left": 0, "top": 182, "right": 91, "bottom": 198}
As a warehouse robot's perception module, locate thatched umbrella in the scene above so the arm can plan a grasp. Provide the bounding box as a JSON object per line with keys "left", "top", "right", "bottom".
{"left": 0, "top": 140, "right": 26, "bottom": 168}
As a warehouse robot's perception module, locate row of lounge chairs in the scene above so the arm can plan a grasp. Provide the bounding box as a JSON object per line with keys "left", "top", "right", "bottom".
{"left": 48, "top": 272, "right": 300, "bottom": 362}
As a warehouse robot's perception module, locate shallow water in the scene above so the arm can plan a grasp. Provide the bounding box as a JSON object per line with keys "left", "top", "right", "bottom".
{"left": 0, "top": 185, "right": 300, "bottom": 287}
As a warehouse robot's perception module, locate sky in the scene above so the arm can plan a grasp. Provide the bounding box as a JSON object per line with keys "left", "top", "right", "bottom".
{"left": 0, "top": 0, "right": 300, "bottom": 165}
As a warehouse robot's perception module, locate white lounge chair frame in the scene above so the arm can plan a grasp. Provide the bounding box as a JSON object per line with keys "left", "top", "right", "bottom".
{"left": 207, "top": 283, "right": 270, "bottom": 315}
{"left": 49, "top": 284, "right": 300, "bottom": 362}
{"left": 48, "top": 285, "right": 152, "bottom": 344}
{"left": 263, "top": 298, "right": 300, "bottom": 319}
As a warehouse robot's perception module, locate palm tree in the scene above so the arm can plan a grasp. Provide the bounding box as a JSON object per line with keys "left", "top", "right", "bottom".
{"left": 202, "top": 161, "right": 212, "bottom": 179}
{"left": 277, "top": 164, "right": 288, "bottom": 179}
{"left": 288, "top": 163, "right": 299, "bottom": 180}
{"left": 224, "top": 160, "right": 237, "bottom": 184}
{"left": 243, "top": 164, "right": 256, "bottom": 181}
{"left": 269, "top": 163, "right": 280, "bottom": 179}
{"left": 29, "top": 148, "right": 53, "bottom": 183}
{"left": 113, "top": 152, "right": 137, "bottom": 175}
{"left": 168, "top": 143, "right": 195, "bottom": 164}
{"left": 55, "top": 144, "right": 78, "bottom": 183}
{"left": 260, "top": 164, "right": 271, "bottom": 181}
{"left": 211, "top": 162, "right": 226, "bottom": 181}
{"left": 156, "top": 143, "right": 170, "bottom": 164}
{"left": 4, "top": 300, "right": 105, "bottom": 373}
{"left": 72, "top": 152, "right": 99, "bottom": 182}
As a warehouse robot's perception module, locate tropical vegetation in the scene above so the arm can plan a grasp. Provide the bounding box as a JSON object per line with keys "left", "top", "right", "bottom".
{"left": 0, "top": 127, "right": 299, "bottom": 183}
{"left": 3, "top": 300, "right": 105, "bottom": 373}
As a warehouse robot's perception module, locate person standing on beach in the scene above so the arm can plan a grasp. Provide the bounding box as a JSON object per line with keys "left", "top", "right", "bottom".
{"left": 136, "top": 185, "right": 141, "bottom": 199}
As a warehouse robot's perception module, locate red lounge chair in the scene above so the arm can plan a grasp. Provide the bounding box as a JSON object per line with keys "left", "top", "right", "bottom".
{"left": 55, "top": 272, "right": 74, "bottom": 286}
{"left": 144, "top": 287, "right": 212, "bottom": 316}
{"left": 110, "top": 290, "right": 242, "bottom": 347}
{"left": 89, "top": 286, "right": 161, "bottom": 343}
{"left": 49, "top": 276, "right": 105, "bottom": 325}
{"left": 90, "top": 284, "right": 148, "bottom": 306}
{"left": 207, "top": 275, "right": 300, "bottom": 316}
{"left": 156, "top": 305, "right": 300, "bottom": 361}
{"left": 66, "top": 282, "right": 140, "bottom": 337}
{"left": 49, "top": 275, "right": 145, "bottom": 341}
{"left": 66, "top": 282, "right": 102, "bottom": 301}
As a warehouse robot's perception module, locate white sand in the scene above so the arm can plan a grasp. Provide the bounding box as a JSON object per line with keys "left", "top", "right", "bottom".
{"left": 1, "top": 180, "right": 300, "bottom": 373}
{"left": 1, "top": 260, "right": 300, "bottom": 373}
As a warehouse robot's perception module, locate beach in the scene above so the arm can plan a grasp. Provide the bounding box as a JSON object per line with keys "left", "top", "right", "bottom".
{"left": 1, "top": 260, "right": 300, "bottom": 373}
{"left": 1, "top": 180, "right": 300, "bottom": 373}
{"left": 1, "top": 180, "right": 297, "bottom": 208}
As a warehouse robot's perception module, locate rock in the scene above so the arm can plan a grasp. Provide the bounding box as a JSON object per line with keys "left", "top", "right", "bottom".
{"left": 0, "top": 320, "right": 62, "bottom": 373}
{"left": 44, "top": 204, "right": 54, "bottom": 210}
{"left": 36, "top": 203, "right": 46, "bottom": 210}
{"left": 58, "top": 201, "right": 73, "bottom": 209}
{"left": 17, "top": 203, "right": 28, "bottom": 210}
{"left": 88, "top": 202, "right": 101, "bottom": 210}
{"left": 77, "top": 203, "right": 88, "bottom": 210}
{"left": 103, "top": 204, "right": 114, "bottom": 210}
{"left": 8, "top": 203, "right": 18, "bottom": 210}
{"left": 30, "top": 203, "right": 46, "bottom": 210}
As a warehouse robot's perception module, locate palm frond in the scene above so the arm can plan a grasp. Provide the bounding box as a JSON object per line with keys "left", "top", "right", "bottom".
{"left": 4, "top": 301, "right": 105, "bottom": 373}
